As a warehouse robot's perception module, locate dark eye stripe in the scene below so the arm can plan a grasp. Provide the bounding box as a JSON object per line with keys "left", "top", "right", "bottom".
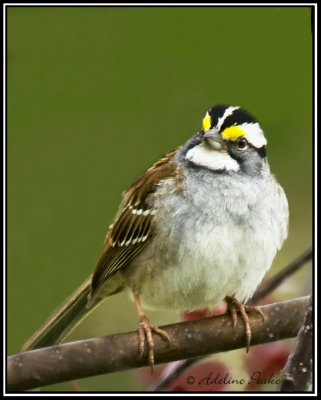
{"left": 256, "top": 146, "right": 267, "bottom": 159}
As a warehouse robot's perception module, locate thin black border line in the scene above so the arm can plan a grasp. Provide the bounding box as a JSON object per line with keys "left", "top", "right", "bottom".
{"left": 4, "top": 3, "right": 316, "bottom": 395}
{"left": 4, "top": 2, "right": 8, "bottom": 398}
{"left": 311, "top": 3, "right": 317, "bottom": 397}
{"left": 2, "top": 3, "right": 319, "bottom": 8}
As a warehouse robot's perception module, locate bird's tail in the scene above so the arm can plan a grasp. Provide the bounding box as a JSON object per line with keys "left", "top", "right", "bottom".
{"left": 21, "top": 275, "right": 103, "bottom": 352}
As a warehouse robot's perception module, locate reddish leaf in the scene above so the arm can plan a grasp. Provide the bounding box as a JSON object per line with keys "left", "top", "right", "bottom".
{"left": 244, "top": 342, "right": 291, "bottom": 390}
{"left": 182, "top": 308, "right": 213, "bottom": 321}
{"left": 212, "top": 302, "right": 227, "bottom": 316}
{"left": 182, "top": 302, "right": 227, "bottom": 321}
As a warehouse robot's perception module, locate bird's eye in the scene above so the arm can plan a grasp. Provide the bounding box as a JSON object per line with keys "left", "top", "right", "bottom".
{"left": 236, "top": 137, "right": 248, "bottom": 150}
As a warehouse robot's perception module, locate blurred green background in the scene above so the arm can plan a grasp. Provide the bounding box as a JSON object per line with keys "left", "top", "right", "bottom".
{"left": 7, "top": 6, "right": 312, "bottom": 391}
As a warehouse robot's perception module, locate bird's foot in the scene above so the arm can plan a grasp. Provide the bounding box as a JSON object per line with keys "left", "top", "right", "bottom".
{"left": 134, "top": 294, "right": 170, "bottom": 372}
{"left": 138, "top": 315, "right": 170, "bottom": 372}
{"left": 224, "top": 295, "right": 265, "bottom": 352}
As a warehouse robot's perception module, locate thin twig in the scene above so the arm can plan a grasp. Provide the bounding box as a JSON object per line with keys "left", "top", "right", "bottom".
{"left": 279, "top": 296, "right": 313, "bottom": 392}
{"left": 148, "top": 358, "right": 201, "bottom": 391}
{"left": 7, "top": 296, "right": 309, "bottom": 392}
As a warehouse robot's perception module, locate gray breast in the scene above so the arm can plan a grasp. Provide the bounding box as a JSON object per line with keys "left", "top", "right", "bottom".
{"left": 122, "top": 168, "right": 289, "bottom": 311}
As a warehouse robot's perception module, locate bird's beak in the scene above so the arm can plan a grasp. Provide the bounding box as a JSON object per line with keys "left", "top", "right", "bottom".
{"left": 204, "top": 129, "right": 226, "bottom": 151}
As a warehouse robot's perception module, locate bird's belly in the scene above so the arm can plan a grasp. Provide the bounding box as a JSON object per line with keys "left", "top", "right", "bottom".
{"left": 124, "top": 216, "right": 277, "bottom": 312}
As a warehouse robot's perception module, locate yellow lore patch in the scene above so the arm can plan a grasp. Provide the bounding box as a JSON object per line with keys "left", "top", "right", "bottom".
{"left": 221, "top": 125, "right": 245, "bottom": 141}
{"left": 202, "top": 113, "right": 211, "bottom": 132}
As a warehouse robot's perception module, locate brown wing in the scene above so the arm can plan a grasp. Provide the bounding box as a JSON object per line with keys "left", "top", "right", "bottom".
{"left": 89, "top": 149, "right": 178, "bottom": 302}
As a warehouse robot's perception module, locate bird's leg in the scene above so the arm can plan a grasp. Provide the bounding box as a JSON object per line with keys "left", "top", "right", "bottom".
{"left": 224, "top": 295, "right": 265, "bottom": 352}
{"left": 134, "top": 294, "right": 170, "bottom": 372}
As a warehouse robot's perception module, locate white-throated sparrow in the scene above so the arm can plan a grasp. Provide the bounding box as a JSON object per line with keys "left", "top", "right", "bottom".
{"left": 22, "top": 104, "right": 289, "bottom": 369}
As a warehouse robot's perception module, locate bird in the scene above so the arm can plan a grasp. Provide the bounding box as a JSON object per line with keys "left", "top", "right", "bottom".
{"left": 22, "top": 104, "right": 289, "bottom": 370}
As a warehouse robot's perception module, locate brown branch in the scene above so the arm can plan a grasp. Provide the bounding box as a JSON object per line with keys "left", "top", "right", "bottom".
{"left": 279, "top": 296, "right": 313, "bottom": 392}
{"left": 151, "top": 248, "right": 313, "bottom": 391}
{"left": 7, "top": 296, "right": 309, "bottom": 392}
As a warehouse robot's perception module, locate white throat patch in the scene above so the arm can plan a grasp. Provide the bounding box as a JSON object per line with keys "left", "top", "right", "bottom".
{"left": 186, "top": 142, "right": 239, "bottom": 172}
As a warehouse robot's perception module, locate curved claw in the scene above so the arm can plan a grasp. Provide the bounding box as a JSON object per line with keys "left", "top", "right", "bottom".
{"left": 225, "top": 295, "right": 265, "bottom": 353}
{"left": 134, "top": 294, "right": 170, "bottom": 372}
{"left": 137, "top": 316, "right": 170, "bottom": 372}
